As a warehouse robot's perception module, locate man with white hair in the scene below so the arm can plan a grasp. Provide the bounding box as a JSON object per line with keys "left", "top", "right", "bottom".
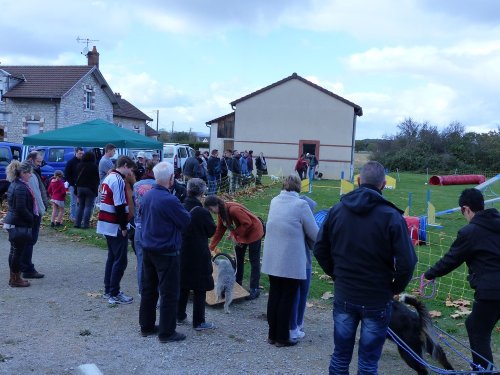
{"left": 139, "top": 162, "right": 191, "bottom": 343}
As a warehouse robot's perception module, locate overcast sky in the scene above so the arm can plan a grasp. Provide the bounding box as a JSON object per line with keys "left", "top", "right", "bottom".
{"left": 2, "top": 0, "right": 500, "bottom": 139}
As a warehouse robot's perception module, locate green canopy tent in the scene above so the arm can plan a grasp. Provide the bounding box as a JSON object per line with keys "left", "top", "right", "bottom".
{"left": 23, "top": 119, "right": 162, "bottom": 149}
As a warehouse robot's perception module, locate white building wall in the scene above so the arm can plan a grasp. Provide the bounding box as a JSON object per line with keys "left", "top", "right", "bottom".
{"left": 233, "top": 79, "right": 356, "bottom": 179}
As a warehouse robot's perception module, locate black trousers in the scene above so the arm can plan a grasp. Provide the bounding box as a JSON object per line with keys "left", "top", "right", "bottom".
{"left": 465, "top": 298, "right": 500, "bottom": 371}
{"left": 139, "top": 251, "right": 180, "bottom": 339}
{"left": 267, "top": 275, "right": 300, "bottom": 343}
{"left": 177, "top": 288, "right": 207, "bottom": 328}
{"left": 235, "top": 239, "right": 261, "bottom": 290}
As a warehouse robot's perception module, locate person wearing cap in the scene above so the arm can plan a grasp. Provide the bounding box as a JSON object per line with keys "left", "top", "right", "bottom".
{"left": 47, "top": 170, "right": 66, "bottom": 228}
{"left": 135, "top": 151, "right": 147, "bottom": 180}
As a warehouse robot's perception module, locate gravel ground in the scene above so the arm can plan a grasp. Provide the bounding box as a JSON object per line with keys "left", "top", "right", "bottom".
{"left": 1, "top": 228, "right": 461, "bottom": 375}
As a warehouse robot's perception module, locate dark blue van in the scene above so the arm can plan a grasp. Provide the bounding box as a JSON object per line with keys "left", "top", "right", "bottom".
{"left": 33, "top": 146, "right": 103, "bottom": 186}
{"left": 0, "top": 142, "right": 23, "bottom": 179}
{"left": 0, "top": 142, "right": 23, "bottom": 201}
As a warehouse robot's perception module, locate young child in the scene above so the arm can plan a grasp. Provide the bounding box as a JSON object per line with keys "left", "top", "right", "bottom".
{"left": 47, "top": 170, "right": 66, "bottom": 227}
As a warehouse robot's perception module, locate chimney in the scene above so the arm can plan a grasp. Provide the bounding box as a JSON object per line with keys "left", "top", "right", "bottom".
{"left": 115, "top": 93, "right": 121, "bottom": 98}
{"left": 87, "top": 46, "right": 100, "bottom": 68}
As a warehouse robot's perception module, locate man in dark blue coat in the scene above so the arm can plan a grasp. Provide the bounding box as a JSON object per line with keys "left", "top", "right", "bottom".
{"left": 139, "top": 161, "right": 191, "bottom": 343}
{"left": 425, "top": 188, "right": 500, "bottom": 372}
{"left": 314, "top": 161, "right": 417, "bottom": 375}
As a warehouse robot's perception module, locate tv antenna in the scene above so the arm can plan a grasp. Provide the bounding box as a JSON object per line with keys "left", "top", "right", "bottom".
{"left": 76, "top": 36, "right": 99, "bottom": 55}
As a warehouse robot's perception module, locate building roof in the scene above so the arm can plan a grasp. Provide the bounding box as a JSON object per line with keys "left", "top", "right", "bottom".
{"left": 230, "top": 72, "right": 363, "bottom": 116}
{"left": 0, "top": 65, "right": 117, "bottom": 102}
{"left": 205, "top": 112, "right": 235, "bottom": 125}
{"left": 145, "top": 124, "right": 159, "bottom": 137}
{"left": 114, "top": 95, "right": 153, "bottom": 121}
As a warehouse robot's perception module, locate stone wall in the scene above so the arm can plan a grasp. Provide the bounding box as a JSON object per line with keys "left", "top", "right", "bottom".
{"left": 4, "top": 73, "right": 113, "bottom": 143}
{"left": 113, "top": 116, "right": 145, "bottom": 135}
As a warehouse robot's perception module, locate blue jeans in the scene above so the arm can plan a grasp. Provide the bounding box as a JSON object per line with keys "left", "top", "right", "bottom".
{"left": 20, "top": 214, "right": 41, "bottom": 274}
{"left": 104, "top": 231, "right": 129, "bottom": 296}
{"left": 207, "top": 174, "right": 220, "bottom": 195}
{"left": 330, "top": 299, "right": 392, "bottom": 375}
{"left": 290, "top": 267, "right": 312, "bottom": 330}
{"left": 134, "top": 225, "right": 144, "bottom": 295}
{"left": 75, "top": 187, "right": 96, "bottom": 228}
{"left": 69, "top": 185, "right": 78, "bottom": 220}
{"left": 308, "top": 167, "right": 316, "bottom": 192}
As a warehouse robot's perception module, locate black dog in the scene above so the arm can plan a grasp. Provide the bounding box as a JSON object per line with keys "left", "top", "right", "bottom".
{"left": 389, "top": 294, "right": 454, "bottom": 375}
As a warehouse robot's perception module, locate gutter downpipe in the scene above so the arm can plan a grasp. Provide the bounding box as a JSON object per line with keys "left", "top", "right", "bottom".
{"left": 350, "top": 111, "right": 357, "bottom": 181}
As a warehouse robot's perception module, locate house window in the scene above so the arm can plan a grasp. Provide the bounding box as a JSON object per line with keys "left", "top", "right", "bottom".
{"left": 134, "top": 125, "right": 140, "bottom": 134}
{"left": 0, "top": 89, "right": 4, "bottom": 102}
{"left": 83, "top": 85, "right": 95, "bottom": 111}
{"left": 26, "top": 121, "right": 40, "bottom": 135}
{"left": 217, "top": 119, "right": 234, "bottom": 138}
{"left": 85, "top": 90, "right": 92, "bottom": 110}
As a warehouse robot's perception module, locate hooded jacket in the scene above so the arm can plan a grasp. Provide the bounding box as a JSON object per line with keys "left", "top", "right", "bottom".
{"left": 425, "top": 208, "right": 500, "bottom": 300}
{"left": 314, "top": 185, "right": 417, "bottom": 306}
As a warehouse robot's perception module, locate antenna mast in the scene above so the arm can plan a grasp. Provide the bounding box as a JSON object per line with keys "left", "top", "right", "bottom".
{"left": 76, "top": 36, "right": 99, "bottom": 55}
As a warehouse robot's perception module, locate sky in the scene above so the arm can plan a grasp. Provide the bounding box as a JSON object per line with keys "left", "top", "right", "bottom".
{"left": 1, "top": 0, "right": 500, "bottom": 139}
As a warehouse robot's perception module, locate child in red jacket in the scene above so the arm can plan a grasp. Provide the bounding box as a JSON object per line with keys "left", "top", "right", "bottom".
{"left": 47, "top": 170, "right": 66, "bottom": 227}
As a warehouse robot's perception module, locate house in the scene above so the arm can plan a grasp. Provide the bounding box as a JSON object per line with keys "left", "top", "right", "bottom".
{"left": 206, "top": 73, "right": 363, "bottom": 179}
{"left": 0, "top": 47, "right": 153, "bottom": 143}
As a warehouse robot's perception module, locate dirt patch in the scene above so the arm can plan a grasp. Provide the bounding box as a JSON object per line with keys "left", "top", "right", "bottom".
{"left": 0, "top": 229, "right": 467, "bottom": 374}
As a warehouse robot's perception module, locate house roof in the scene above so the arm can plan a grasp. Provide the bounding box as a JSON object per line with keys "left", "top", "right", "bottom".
{"left": 0, "top": 66, "right": 118, "bottom": 102}
{"left": 145, "top": 124, "right": 159, "bottom": 137}
{"left": 230, "top": 72, "right": 363, "bottom": 116}
{"left": 205, "top": 112, "right": 235, "bottom": 125}
{"left": 114, "top": 96, "right": 153, "bottom": 121}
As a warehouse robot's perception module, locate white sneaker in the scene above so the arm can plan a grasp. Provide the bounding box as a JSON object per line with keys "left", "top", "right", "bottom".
{"left": 289, "top": 328, "right": 305, "bottom": 340}
{"left": 108, "top": 291, "right": 134, "bottom": 305}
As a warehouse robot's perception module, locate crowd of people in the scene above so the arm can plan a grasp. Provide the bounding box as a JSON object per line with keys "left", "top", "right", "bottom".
{"left": 183, "top": 148, "right": 268, "bottom": 194}
{"left": 3, "top": 148, "right": 499, "bottom": 373}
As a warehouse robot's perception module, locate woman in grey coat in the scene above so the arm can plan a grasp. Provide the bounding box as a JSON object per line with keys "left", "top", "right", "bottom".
{"left": 261, "top": 175, "right": 319, "bottom": 347}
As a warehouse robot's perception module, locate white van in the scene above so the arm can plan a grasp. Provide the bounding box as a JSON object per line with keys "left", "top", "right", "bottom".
{"left": 162, "top": 143, "right": 195, "bottom": 178}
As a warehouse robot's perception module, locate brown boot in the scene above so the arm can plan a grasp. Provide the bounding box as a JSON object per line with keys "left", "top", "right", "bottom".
{"left": 10, "top": 272, "right": 30, "bottom": 287}
{"left": 8, "top": 271, "right": 15, "bottom": 286}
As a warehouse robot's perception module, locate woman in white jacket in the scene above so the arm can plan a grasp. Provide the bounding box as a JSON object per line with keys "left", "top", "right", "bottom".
{"left": 262, "top": 175, "right": 319, "bottom": 347}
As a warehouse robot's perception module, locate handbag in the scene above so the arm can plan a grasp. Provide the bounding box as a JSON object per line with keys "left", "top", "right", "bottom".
{"left": 8, "top": 226, "right": 33, "bottom": 242}
{"left": 258, "top": 216, "right": 266, "bottom": 237}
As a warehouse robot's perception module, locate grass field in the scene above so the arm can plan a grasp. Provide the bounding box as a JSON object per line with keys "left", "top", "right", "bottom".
{"left": 231, "top": 173, "right": 500, "bottom": 347}
{"left": 46, "top": 172, "right": 499, "bottom": 347}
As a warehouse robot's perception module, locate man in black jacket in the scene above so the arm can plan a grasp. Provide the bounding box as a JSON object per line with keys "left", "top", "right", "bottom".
{"left": 64, "top": 147, "right": 84, "bottom": 222}
{"left": 425, "top": 188, "right": 500, "bottom": 372}
{"left": 314, "top": 161, "right": 417, "bottom": 375}
{"left": 206, "top": 149, "right": 221, "bottom": 195}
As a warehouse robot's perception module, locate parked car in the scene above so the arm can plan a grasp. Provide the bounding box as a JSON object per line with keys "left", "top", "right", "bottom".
{"left": 0, "top": 142, "right": 23, "bottom": 180}
{"left": 162, "top": 143, "right": 195, "bottom": 179}
{"left": 32, "top": 146, "right": 103, "bottom": 187}
{"left": 0, "top": 142, "right": 23, "bottom": 202}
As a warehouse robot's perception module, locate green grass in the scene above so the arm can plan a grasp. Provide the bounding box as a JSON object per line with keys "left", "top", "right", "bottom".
{"left": 43, "top": 173, "right": 499, "bottom": 347}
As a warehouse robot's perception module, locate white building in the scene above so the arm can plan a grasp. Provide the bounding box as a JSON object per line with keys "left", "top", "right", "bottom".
{"left": 206, "top": 73, "right": 362, "bottom": 179}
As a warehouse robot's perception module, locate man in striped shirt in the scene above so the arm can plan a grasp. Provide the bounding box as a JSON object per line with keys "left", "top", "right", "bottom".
{"left": 97, "top": 156, "right": 136, "bottom": 305}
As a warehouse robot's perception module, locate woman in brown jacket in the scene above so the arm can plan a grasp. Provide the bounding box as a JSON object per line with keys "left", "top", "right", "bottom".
{"left": 204, "top": 195, "right": 264, "bottom": 300}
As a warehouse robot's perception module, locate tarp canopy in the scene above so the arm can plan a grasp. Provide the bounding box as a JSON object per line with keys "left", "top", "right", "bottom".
{"left": 23, "top": 119, "right": 162, "bottom": 149}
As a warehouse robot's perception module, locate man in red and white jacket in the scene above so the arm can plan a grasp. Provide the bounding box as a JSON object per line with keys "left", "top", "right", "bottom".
{"left": 97, "top": 155, "right": 136, "bottom": 305}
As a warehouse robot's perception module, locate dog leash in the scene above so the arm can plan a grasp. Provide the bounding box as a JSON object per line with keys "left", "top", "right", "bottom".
{"left": 419, "top": 273, "right": 436, "bottom": 299}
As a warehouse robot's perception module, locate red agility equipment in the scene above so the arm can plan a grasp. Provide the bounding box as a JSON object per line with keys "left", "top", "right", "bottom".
{"left": 428, "top": 174, "right": 486, "bottom": 186}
